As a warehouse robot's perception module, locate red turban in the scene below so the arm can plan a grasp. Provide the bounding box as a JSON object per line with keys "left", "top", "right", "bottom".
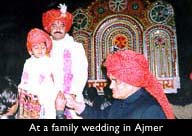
{"left": 106, "top": 50, "right": 175, "bottom": 119}
{"left": 42, "top": 9, "right": 73, "bottom": 33}
{"left": 26, "top": 28, "right": 52, "bottom": 55}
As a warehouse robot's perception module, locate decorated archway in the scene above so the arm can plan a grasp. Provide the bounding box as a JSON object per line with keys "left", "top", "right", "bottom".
{"left": 93, "top": 14, "right": 143, "bottom": 80}
{"left": 72, "top": 0, "right": 180, "bottom": 93}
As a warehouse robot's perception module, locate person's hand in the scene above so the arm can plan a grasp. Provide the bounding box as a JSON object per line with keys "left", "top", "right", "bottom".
{"left": 64, "top": 94, "right": 76, "bottom": 109}
{"left": 65, "top": 94, "right": 86, "bottom": 114}
{"left": 55, "top": 91, "right": 66, "bottom": 111}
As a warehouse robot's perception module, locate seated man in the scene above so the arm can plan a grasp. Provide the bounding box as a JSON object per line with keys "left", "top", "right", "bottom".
{"left": 55, "top": 50, "right": 175, "bottom": 119}
{"left": 0, "top": 77, "right": 18, "bottom": 119}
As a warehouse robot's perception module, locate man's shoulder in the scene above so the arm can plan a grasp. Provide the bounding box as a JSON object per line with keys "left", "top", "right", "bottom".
{"left": 66, "top": 34, "right": 84, "bottom": 46}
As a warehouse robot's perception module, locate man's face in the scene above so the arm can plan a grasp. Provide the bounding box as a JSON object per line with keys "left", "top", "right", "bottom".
{"left": 50, "top": 20, "right": 66, "bottom": 40}
{"left": 109, "top": 74, "right": 140, "bottom": 99}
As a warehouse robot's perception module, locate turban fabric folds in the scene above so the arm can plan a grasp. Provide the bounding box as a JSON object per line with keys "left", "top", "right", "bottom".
{"left": 42, "top": 9, "right": 73, "bottom": 33}
{"left": 106, "top": 50, "right": 175, "bottom": 119}
{"left": 26, "top": 28, "right": 52, "bottom": 55}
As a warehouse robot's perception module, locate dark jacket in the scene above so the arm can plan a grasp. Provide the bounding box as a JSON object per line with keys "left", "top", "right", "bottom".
{"left": 79, "top": 88, "right": 166, "bottom": 119}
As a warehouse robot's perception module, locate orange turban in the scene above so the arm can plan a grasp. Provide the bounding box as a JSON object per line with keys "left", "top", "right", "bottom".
{"left": 105, "top": 50, "right": 175, "bottom": 119}
{"left": 42, "top": 9, "right": 73, "bottom": 33}
{"left": 26, "top": 28, "right": 52, "bottom": 55}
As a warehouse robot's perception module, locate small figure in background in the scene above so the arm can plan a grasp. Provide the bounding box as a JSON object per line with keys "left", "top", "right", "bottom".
{"left": 0, "top": 76, "right": 18, "bottom": 119}
{"left": 86, "top": 87, "right": 103, "bottom": 110}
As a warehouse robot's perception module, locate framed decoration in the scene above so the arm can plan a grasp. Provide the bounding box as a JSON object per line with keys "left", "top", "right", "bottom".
{"left": 73, "top": 12, "right": 89, "bottom": 30}
{"left": 109, "top": 0, "right": 127, "bottom": 12}
{"left": 149, "top": 1, "right": 174, "bottom": 24}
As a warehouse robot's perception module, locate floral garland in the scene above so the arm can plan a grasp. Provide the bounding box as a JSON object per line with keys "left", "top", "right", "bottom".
{"left": 63, "top": 49, "right": 73, "bottom": 119}
{"left": 63, "top": 49, "right": 73, "bottom": 94}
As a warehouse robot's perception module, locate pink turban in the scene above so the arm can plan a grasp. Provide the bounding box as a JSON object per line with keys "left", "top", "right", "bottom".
{"left": 26, "top": 28, "right": 52, "bottom": 55}
{"left": 42, "top": 9, "right": 73, "bottom": 33}
{"left": 106, "top": 50, "right": 175, "bottom": 119}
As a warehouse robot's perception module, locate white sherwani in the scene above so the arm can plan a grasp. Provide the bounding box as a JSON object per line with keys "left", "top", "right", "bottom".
{"left": 50, "top": 34, "right": 88, "bottom": 118}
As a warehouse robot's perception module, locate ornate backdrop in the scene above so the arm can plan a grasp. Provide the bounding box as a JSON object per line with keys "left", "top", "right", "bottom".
{"left": 72, "top": 0, "right": 180, "bottom": 93}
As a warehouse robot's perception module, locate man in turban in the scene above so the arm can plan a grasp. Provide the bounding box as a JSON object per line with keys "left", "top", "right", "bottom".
{"left": 56, "top": 50, "right": 175, "bottom": 119}
{"left": 42, "top": 3, "right": 88, "bottom": 119}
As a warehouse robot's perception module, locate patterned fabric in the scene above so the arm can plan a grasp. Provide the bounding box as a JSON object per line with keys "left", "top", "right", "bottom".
{"left": 42, "top": 9, "right": 73, "bottom": 33}
{"left": 105, "top": 50, "right": 175, "bottom": 119}
{"left": 18, "top": 90, "right": 41, "bottom": 119}
{"left": 63, "top": 49, "right": 73, "bottom": 119}
{"left": 63, "top": 49, "right": 73, "bottom": 94}
{"left": 26, "top": 28, "right": 52, "bottom": 55}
